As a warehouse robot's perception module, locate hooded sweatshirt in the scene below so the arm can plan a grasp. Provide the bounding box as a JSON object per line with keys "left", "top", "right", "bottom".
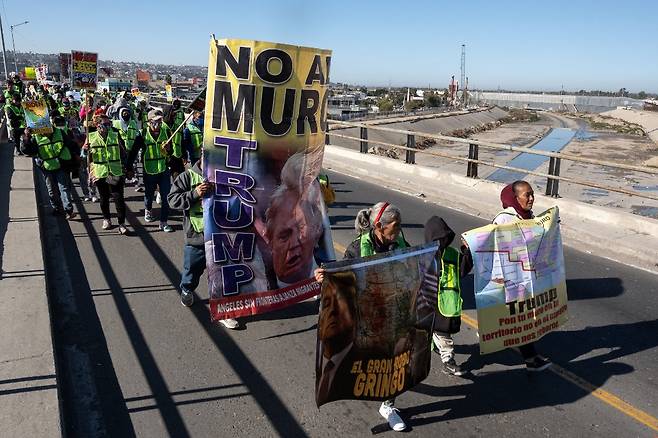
{"left": 167, "top": 161, "right": 205, "bottom": 246}
{"left": 422, "top": 215, "right": 474, "bottom": 334}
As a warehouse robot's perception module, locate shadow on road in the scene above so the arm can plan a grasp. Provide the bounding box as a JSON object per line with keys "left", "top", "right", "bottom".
{"left": 0, "top": 144, "right": 15, "bottom": 277}
{"left": 125, "top": 205, "right": 309, "bottom": 437}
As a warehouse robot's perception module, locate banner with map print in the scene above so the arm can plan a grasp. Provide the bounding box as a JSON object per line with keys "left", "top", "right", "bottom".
{"left": 462, "top": 207, "right": 568, "bottom": 354}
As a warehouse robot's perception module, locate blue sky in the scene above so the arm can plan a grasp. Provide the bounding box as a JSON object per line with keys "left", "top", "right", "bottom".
{"left": 2, "top": 0, "right": 657, "bottom": 92}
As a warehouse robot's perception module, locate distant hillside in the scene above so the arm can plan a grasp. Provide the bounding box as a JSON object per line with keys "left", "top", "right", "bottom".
{"left": 10, "top": 51, "right": 207, "bottom": 80}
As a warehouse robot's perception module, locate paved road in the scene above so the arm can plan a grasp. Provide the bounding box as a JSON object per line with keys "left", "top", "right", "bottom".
{"left": 37, "top": 165, "right": 657, "bottom": 437}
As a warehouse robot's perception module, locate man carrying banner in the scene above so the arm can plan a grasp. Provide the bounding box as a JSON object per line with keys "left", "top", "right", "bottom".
{"left": 168, "top": 153, "right": 239, "bottom": 329}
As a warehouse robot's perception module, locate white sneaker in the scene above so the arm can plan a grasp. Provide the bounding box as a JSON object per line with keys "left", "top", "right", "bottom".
{"left": 219, "top": 318, "right": 239, "bottom": 329}
{"left": 155, "top": 191, "right": 162, "bottom": 204}
{"left": 102, "top": 219, "right": 112, "bottom": 230}
{"left": 91, "top": 196, "right": 99, "bottom": 202}
{"left": 379, "top": 402, "right": 406, "bottom": 432}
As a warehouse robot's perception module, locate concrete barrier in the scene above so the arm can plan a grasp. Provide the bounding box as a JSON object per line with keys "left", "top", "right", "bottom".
{"left": 0, "top": 148, "right": 61, "bottom": 437}
{"left": 323, "top": 144, "right": 658, "bottom": 274}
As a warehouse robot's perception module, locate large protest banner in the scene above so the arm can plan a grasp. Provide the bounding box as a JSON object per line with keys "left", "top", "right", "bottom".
{"left": 203, "top": 38, "right": 334, "bottom": 320}
{"left": 35, "top": 64, "right": 48, "bottom": 84}
{"left": 71, "top": 51, "right": 98, "bottom": 89}
{"left": 24, "top": 66, "right": 36, "bottom": 80}
{"left": 462, "top": 207, "right": 568, "bottom": 354}
{"left": 22, "top": 99, "right": 52, "bottom": 135}
{"left": 315, "top": 243, "right": 438, "bottom": 407}
{"left": 59, "top": 53, "right": 71, "bottom": 81}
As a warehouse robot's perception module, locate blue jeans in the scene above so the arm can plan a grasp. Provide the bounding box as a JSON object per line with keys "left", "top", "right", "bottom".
{"left": 40, "top": 167, "right": 73, "bottom": 212}
{"left": 180, "top": 244, "right": 206, "bottom": 293}
{"left": 143, "top": 169, "right": 171, "bottom": 222}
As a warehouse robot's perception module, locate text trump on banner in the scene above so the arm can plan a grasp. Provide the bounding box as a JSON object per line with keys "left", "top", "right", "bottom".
{"left": 202, "top": 38, "right": 335, "bottom": 321}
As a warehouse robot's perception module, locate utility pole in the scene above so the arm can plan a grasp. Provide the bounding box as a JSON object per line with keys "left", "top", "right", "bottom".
{"left": 10, "top": 21, "right": 29, "bottom": 73}
{"left": 0, "top": 15, "right": 9, "bottom": 80}
{"left": 460, "top": 44, "right": 466, "bottom": 107}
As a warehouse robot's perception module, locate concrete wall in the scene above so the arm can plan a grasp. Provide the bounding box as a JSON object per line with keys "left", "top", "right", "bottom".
{"left": 471, "top": 92, "right": 643, "bottom": 113}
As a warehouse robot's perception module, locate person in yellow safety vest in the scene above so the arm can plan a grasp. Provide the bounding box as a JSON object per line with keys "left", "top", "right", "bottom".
{"left": 126, "top": 109, "right": 174, "bottom": 232}
{"left": 314, "top": 201, "right": 410, "bottom": 432}
{"left": 87, "top": 114, "right": 131, "bottom": 234}
{"left": 113, "top": 107, "right": 141, "bottom": 189}
{"left": 20, "top": 126, "right": 78, "bottom": 220}
{"left": 167, "top": 154, "right": 240, "bottom": 329}
{"left": 182, "top": 111, "right": 204, "bottom": 164}
{"left": 6, "top": 94, "right": 26, "bottom": 156}
{"left": 423, "top": 216, "right": 473, "bottom": 377}
{"left": 164, "top": 99, "right": 187, "bottom": 178}
{"left": 113, "top": 107, "right": 140, "bottom": 152}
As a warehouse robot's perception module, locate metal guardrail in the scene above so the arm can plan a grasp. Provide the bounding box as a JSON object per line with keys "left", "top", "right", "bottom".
{"left": 328, "top": 120, "right": 658, "bottom": 202}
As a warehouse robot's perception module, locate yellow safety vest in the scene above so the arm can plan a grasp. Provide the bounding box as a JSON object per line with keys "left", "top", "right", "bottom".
{"left": 437, "top": 246, "right": 462, "bottom": 317}
{"left": 142, "top": 126, "right": 169, "bottom": 175}
{"left": 188, "top": 169, "right": 204, "bottom": 233}
{"left": 112, "top": 119, "right": 139, "bottom": 151}
{"left": 36, "top": 129, "right": 70, "bottom": 171}
{"left": 89, "top": 130, "right": 123, "bottom": 178}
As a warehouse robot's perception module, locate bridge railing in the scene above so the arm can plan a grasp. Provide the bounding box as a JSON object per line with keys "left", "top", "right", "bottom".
{"left": 327, "top": 120, "right": 658, "bottom": 202}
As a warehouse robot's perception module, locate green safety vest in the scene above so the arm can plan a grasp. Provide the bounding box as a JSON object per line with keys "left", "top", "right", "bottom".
{"left": 171, "top": 110, "right": 185, "bottom": 158}
{"left": 437, "top": 246, "right": 463, "bottom": 317}
{"left": 113, "top": 119, "right": 139, "bottom": 151}
{"left": 188, "top": 169, "right": 204, "bottom": 233}
{"left": 142, "top": 126, "right": 169, "bottom": 175}
{"left": 36, "top": 129, "right": 70, "bottom": 171}
{"left": 358, "top": 232, "right": 408, "bottom": 257}
{"left": 6, "top": 104, "right": 26, "bottom": 128}
{"left": 187, "top": 122, "right": 203, "bottom": 158}
{"left": 89, "top": 130, "right": 123, "bottom": 178}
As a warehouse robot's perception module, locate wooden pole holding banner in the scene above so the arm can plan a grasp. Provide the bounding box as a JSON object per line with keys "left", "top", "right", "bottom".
{"left": 160, "top": 110, "right": 195, "bottom": 156}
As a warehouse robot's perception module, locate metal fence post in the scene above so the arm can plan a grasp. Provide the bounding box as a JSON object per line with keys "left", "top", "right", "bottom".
{"left": 467, "top": 143, "right": 479, "bottom": 178}
{"left": 545, "top": 157, "right": 556, "bottom": 196}
{"left": 405, "top": 134, "right": 416, "bottom": 164}
{"left": 545, "top": 156, "right": 562, "bottom": 197}
{"left": 552, "top": 157, "right": 561, "bottom": 197}
{"left": 359, "top": 127, "right": 368, "bottom": 153}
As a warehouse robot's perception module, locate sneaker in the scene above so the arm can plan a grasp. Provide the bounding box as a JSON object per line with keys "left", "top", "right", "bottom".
{"left": 160, "top": 222, "right": 174, "bottom": 233}
{"left": 65, "top": 210, "right": 77, "bottom": 221}
{"left": 83, "top": 196, "right": 91, "bottom": 202}
{"left": 91, "top": 196, "right": 99, "bottom": 202}
{"left": 102, "top": 219, "right": 112, "bottom": 230}
{"left": 155, "top": 192, "right": 162, "bottom": 204}
{"left": 135, "top": 186, "right": 144, "bottom": 192}
{"left": 525, "top": 355, "right": 552, "bottom": 372}
{"left": 118, "top": 224, "right": 128, "bottom": 235}
{"left": 379, "top": 402, "right": 406, "bottom": 432}
{"left": 180, "top": 290, "right": 194, "bottom": 307}
{"left": 144, "top": 210, "right": 155, "bottom": 222}
{"left": 441, "top": 358, "right": 464, "bottom": 376}
{"left": 219, "top": 318, "right": 239, "bottom": 329}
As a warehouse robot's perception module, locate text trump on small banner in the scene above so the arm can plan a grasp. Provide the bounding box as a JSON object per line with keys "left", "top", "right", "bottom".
{"left": 462, "top": 207, "right": 568, "bottom": 354}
